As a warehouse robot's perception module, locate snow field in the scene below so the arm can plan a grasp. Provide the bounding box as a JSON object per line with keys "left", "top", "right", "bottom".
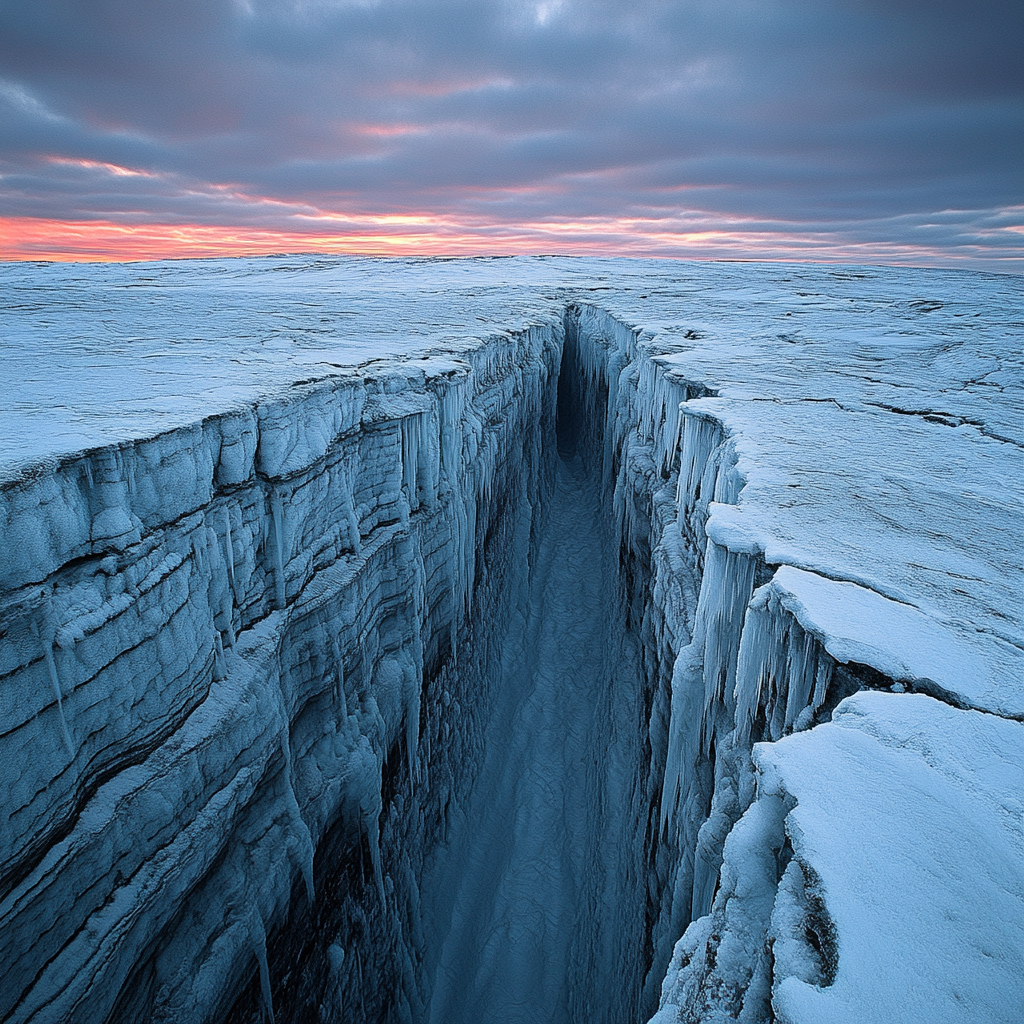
{"left": 1, "top": 257, "right": 1021, "bottom": 1023}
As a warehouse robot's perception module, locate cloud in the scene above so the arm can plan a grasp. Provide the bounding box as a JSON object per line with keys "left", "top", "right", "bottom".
{"left": 0, "top": 0, "right": 1020, "bottom": 265}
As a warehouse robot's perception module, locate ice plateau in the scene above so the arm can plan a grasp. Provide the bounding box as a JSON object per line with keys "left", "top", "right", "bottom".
{"left": 0, "top": 256, "right": 1021, "bottom": 1024}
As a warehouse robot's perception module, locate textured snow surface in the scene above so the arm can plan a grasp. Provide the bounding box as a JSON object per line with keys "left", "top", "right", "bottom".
{"left": 2, "top": 255, "right": 1022, "bottom": 1024}
{"left": 756, "top": 691, "right": 1024, "bottom": 1024}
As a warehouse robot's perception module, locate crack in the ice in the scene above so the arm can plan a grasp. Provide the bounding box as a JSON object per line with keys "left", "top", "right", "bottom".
{"left": 864, "top": 401, "right": 1024, "bottom": 448}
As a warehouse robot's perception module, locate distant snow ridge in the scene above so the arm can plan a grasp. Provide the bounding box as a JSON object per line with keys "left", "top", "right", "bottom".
{"left": 0, "top": 257, "right": 1021, "bottom": 1024}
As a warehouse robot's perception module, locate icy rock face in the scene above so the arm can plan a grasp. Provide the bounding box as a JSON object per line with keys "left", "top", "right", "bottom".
{"left": 559, "top": 298, "right": 1022, "bottom": 1024}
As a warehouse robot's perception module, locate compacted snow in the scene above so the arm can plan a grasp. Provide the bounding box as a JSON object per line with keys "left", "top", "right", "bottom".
{"left": 1, "top": 256, "right": 1021, "bottom": 1024}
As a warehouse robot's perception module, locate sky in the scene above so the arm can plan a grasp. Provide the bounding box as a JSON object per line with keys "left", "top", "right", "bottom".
{"left": 1, "top": 0, "right": 1022, "bottom": 268}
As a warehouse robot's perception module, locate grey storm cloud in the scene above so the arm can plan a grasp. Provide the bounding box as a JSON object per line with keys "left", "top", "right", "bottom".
{"left": 0, "top": 0, "right": 1021, "bottom": 263}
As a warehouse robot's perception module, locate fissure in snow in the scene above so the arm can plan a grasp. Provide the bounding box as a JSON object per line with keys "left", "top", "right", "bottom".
{"left": 0, "top": 258, "right": 1020, "bottom": 1024}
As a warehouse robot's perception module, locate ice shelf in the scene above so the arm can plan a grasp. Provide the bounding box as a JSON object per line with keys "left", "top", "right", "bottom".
{"left": 0, "top": 256, "right": 1021, "bottom": 1024}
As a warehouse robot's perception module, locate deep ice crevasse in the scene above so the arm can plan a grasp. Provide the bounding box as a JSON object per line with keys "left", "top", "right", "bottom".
{"left": 0, "top": 258, "right": 1020, "bottom": 1024}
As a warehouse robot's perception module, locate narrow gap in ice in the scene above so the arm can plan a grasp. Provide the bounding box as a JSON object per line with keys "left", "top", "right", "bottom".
{"left": 417, "top": 315, "right": 648, "bottom": 1024}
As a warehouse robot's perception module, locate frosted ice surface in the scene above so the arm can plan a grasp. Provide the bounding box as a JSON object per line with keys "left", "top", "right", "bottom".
{"left": 755, "top": 691, "right": 1024, "bottom": 1024}
{"left": 1, "top": 257, "right": 561, "bottom": 477}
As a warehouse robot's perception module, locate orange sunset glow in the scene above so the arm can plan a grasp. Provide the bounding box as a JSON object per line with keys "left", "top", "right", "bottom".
{"left": 0, "top": 1, "right": 1020, "bottom": 269}
{"left": 2, "top": 214, "right": 1011, "bottom": 267}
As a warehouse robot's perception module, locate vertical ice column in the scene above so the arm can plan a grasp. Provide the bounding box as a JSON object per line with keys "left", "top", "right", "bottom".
{"left": 400, "top": 410, "right": 439, "bottom": 512}
{"left": 206, "top": 522, "right": 235, "bottom": 649}
{"left": 350, "top": 734, "right": 385, "bottom": 903}
{"left": 33, "top": 601, "right": 75, "bottom": 759}
{"left": 341, "top": 462, "right": 362, "bottom": 557}
{"left": 400, "top": 414, "right": 421, "bottom": 511}
{"left": 251, "top": 908, "right": 276, "bottom": 1024}
{"left": 734, "top": 582, "right": 835, "bottom": 747}
{"left": 697, "top": 539, "right": 759, "bottom": 736}
{"left": 269, "top": 488, "right": 287, "bottom": 610}
{"left": 280, "top": 727, "right": 316, "bottom": 906}
{"left": 637, "top": 355, "right": 687, "bottom": 475}
{"left": 221, "top": 508, "right": 237, "bottom": 597}
{"left": 86, "top": 449, "right": 141, "bottom": 552}
{"left": 331, "top": 638, "right": 350, "bottom": 720}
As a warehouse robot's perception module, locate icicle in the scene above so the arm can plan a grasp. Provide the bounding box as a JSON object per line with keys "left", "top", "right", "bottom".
{"left": 223, "top": 608, "right": 236, "bottom": 650}
{"left": 331, "top": 637, "right": 349, "bottom": 719}
{"left": 812, "top": 657, "right": 833, "bottom": 712}
{"left": 783, "top": 625, "right": 814, "bottom": 732}
{"left": 251, "top": 910, "right": 275, "bottom": 1024}
{"left": 699, "top": 540, "right": 758, "bottom": 736}
{"left": 661, "top": 645, "right": 702, "bottom": 833}
{"left": 342, "top": 464, "right": 362, "bottom": 556}
{"left": 735, "top": 597, "right": 771, "bottom": 748}
{"left": 43, "top": 633, "right": 75, "bottom": 759}
{"left": 221, "top": 508, "right": 237, "bottom": 594}
{"left": 400, "top": 415, "right": 420, "bottom": 510}
{"left": 405, "top": 663, "right": 420, "bottom": 781}
{"left": 83, "top": 459, "right": 94, "bottom": 490}
{"left": 440, "top": 382, "right": 464, "bottom": 476}
{"left": 269, "top": 489, "right": 287, "bottom": 609}
{"left": 32, "top": 597, "right": 75, "bottom": 760}
{"left": 367, "top": 810, "right": 384, "bottom": 904}
{"left": 677, "top": 412, "right": 725, "bottom": 526}
{"left": 352, "top": 736, "right": 385, "bottom": 903}
{"left": 661, "top": 394, "right": 684, "bottom": 477}
{"left": 213, "top": 632, "right": 227, "bottom": 681}
{"left": 192, "top": 528, "right": 208, "bottom": 575}
{"left": 281, "top": 730, "right": 315, "bottom": 905}
{"left": 208, "top": 524, "right": 235, "bottom": 649}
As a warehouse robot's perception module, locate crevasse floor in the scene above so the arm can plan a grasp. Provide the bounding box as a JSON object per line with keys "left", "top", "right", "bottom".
{"left": 422, "top": 453, "right": 643, "bottom": 1024}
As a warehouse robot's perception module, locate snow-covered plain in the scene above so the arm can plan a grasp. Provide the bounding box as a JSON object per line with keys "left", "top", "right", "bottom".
{"left": 1, "top": 256, "right": 1021, "bottom": 1024}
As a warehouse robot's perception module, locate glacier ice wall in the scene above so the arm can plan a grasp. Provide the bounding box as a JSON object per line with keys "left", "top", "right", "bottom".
{"left": 564, "top": 301, "right": 1022, "bottom": 1024}
{"left": 1, "top": 257, "right": 1021, "bottom": 1024}
{"left": 1, "top": 326, "right": 567, "bottom": 1022}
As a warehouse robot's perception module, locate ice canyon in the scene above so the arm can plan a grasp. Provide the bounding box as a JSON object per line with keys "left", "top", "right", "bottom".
{"left": 1, "top": 257, "right": 1021, "bottom": 1024}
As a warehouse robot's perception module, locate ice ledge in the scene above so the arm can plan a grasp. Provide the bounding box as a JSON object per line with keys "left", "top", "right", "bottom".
{"left": 758, "top": 691, "right": 1024, "bottom": 1024}
{"left": 704, "top": 470, "right": 1023, "bottom": 721}
{"left": 754, "top": 564, "right": 1023, "bottom": 720}
{"left": 654, "top": 691, "right": 1024, "bottom": 1024}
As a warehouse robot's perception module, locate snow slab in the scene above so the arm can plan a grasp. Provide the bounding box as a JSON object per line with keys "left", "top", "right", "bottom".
{"left": 749, "top": 563, "right": 1020, "bottom": 718}
{"left": 754, "top": 690, "right": 1024, "bottom": 1024}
